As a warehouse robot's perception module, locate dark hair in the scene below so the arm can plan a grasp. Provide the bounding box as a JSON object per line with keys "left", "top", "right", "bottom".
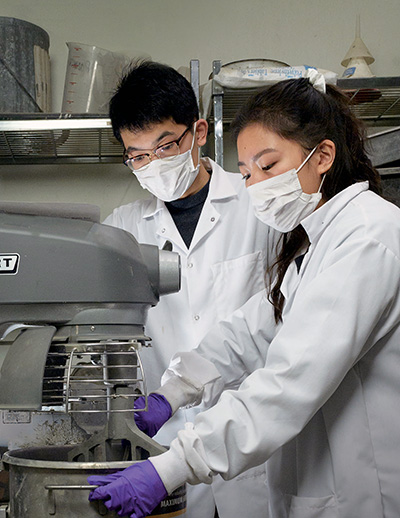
{"left": 109, "top": 60, "right": 199, "bottom": 143}
{"left": 231, "top": 77, "right": 382, "bottom": 323}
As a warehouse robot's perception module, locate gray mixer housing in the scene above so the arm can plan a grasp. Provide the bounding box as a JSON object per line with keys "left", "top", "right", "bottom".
{"left": 0, "top": 202, "right": 181, "bottom": 411}
{"left": 0, "top": 201, "right": 179, "bottom": 328}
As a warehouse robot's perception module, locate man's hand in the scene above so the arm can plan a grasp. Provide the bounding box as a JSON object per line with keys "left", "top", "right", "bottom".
{"left": 134, "top": 393, "right": 172, "bottom": 437}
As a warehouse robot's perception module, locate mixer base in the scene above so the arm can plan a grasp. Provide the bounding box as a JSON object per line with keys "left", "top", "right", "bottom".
{"left": 2, "top": 446, "right": 186, "bottom": 518}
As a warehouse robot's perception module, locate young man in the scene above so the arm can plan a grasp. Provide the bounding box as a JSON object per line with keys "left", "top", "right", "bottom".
{"left": 103, "top": 60, "right": 278, "bottom": 518}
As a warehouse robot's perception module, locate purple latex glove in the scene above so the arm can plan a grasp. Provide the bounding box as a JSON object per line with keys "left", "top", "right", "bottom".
{"left": 134, "top": 393, "right": 172, "bottom": 438}
{"left": 88, "top": 460, "right": 167, "bottom": 518}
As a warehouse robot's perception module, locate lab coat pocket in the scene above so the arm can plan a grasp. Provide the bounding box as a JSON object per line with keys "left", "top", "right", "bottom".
{"left": 211, "top": 250, "right": 265, "bottom": 321}
{"left": 285, "top": 494, "right": 338, "bottom": 518}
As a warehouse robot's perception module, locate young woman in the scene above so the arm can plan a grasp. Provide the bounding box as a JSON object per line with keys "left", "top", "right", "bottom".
{"left": 88, "top": 71, "right": 400, "bottom": 518}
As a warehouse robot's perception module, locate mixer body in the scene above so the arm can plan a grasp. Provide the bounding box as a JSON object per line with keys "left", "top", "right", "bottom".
{"left": 0, "top": 202, "right": 184, "bottom": 516}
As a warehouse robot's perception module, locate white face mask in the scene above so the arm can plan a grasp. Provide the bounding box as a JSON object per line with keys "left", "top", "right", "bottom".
{"left": 247, "top": 146, "right": 324, "bottom": 232}
{"left": 133, "top": 126, "right": 199, "bottom": 202}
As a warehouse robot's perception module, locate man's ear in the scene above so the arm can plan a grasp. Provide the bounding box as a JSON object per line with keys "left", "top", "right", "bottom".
{"left": 195, "top": 119, "right": 208, "bottom": 147}
{"left": 317, "top": 139, "right": 336, "bottom": 175}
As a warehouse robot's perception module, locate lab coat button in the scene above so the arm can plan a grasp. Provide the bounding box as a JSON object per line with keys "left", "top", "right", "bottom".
{"left": 194, "top": 315, "right": 200, "bottom": 321}
{"left": 188, "top": 262, "right": 193, "bottom": 268}
{"left": 161, "top": 228, "right": 166, "bottom": 233}
{"left": 210, "top": 217, "right": 215, "bottom": 222}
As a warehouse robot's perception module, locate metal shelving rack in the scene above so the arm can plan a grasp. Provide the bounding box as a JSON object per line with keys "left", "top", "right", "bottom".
{"left": 209, "top": 60, "right": 400, "bottom": 171}
{"left": 0, "top": 60, "right": 201, "bottom": 166}
{"left": 1, "top": 61, "right": 399, "bottom": 171}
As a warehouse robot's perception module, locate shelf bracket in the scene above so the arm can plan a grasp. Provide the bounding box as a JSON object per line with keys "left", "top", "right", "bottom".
{"left": 212, "top": 60, "right": 224, "bottom": 167}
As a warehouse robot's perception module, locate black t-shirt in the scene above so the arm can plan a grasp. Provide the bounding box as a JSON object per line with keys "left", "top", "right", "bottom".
{"left": 165, "top": 175, "right": 211, "bottom": 248}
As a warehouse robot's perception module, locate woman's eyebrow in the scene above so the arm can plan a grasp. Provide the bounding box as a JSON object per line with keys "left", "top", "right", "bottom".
{"left": 253, "top": 147, "right": 277, "bottom": 162}
{"left": 237, "top": 148, "right": 277, "bottom": 167}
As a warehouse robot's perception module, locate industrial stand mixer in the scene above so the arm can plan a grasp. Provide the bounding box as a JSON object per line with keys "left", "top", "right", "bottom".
{"left": 0, "top": 202, "right": 185, "bottom": 517}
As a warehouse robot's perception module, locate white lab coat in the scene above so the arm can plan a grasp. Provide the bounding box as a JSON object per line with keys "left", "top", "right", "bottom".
{"left": 153, "top": 182, "right": 400, "bottom": 518}
{"left": 103, "top": 158, "right": 279, "bottom": 518}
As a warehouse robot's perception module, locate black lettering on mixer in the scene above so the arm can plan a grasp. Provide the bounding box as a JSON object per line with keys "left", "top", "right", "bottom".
{"left": 160, "top": 496, "right": 185, "bottom": 508}
{"left": 0, "top": 254, "right": 19, "bottom": 274}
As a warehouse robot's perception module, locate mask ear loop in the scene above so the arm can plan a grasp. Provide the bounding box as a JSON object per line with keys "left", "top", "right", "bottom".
{"left": 296, "top": 145, "right": 326, "bottom": 194}
{"left": 191, "top": 121, "right": 197, "bottom": 148}
{"left": 317, "top": 171, "right": 327, "bottom": 194}
{"left": 190, "top": 121, "right": 200, "bottom": 165}
{"left": 296, "top": 146, "right": 318, "bottom": 174}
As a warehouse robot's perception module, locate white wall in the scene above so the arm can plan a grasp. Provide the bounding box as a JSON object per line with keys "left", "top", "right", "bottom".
{"left": 1, "top": 0, "right": 399, "bottom": 219}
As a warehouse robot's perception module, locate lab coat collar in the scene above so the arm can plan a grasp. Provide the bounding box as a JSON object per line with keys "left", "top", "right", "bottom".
{"left": 301, "top": 182, "right": 369, "bottom": 243}
{"left": 141, "top": 157, "right": 239, "bottom": 219}
{"left": 202, "top": 157, "right": 239, "bottom": 203}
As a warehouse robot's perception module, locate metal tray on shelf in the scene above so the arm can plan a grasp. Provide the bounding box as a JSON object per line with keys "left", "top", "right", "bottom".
{"left": 0, "top": 114, "right": 123, "bottom": 165}
{"left": 337, "top": 77, "right": 400, "bottom": 125}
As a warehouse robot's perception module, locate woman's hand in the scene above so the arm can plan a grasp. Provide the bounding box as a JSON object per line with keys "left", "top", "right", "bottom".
{"left": 88, "top": 460, "right": 167, "bottom": 518}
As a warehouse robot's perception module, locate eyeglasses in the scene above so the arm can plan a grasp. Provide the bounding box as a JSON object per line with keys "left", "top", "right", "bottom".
{"left": 123, "top": 126, "right": 192, "bottom": 171}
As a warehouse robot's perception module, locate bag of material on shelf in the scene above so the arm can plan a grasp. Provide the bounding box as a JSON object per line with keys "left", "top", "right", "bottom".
{"left": 200, "top": 65, "right": 338, "bottom": 119}
{"left": 214, "top": 64, "right": 338, "bottom": 88}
